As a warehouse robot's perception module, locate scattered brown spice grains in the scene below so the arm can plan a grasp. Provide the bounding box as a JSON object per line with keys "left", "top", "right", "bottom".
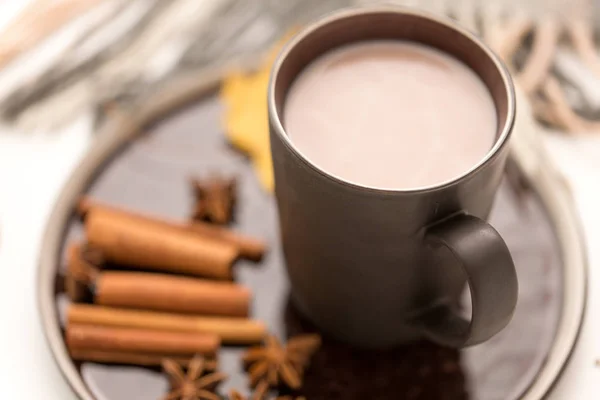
{"left": 161, "top": 355, "right": 226, "bottom": 400}
{"left": 191, "top": 176, "right": 237, "bottom": 224}
{"left": 242, "top": 334, "right": 321, "bottom": 390}
{"left": 283, "top": 302, "right": 467, "bottom": 400}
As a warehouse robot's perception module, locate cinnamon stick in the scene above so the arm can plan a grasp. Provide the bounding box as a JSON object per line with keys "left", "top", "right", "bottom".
{"left": 95, "top": 271, "right": 251, "bottom": 317}
{"left": 67, "top": 324, "right": 220, "bottom": 356}
{"left": 68, "top": 304, "right": 266, "bottom": 344}
{"left": 85, "top": 206, "right": 238, "bottom": 279}
{"left": 68, "top": 349, "right": 218, "bottom": 369}
{"left": 188, "top": 222, "right": 265, "bottom": 261}
{"left": 65, "top": 243, "right": 98, "bottom": 301}
{"left": 79, "top": 197, "right": 266, "bottom": 261}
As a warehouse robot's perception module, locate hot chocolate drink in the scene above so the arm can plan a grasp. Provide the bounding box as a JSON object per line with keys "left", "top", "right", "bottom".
{"left": 284, "top": 41, "right": 497, "bottom": 189}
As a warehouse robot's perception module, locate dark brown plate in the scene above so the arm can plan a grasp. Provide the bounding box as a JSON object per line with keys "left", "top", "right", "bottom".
{"left": 38, "top": 72, "right": 586, "bottom": 400}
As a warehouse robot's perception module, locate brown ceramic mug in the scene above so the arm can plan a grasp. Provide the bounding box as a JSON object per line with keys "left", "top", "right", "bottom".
{"left": 268, "top": 6, "right": 517, "bottom": 348}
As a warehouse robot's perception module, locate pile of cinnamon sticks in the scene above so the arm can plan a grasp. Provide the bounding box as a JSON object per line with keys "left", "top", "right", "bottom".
{"left": 65, "top": 194, "right": 267, "bottom": 367}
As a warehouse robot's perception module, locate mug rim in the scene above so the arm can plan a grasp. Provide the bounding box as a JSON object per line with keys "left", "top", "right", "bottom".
{"left": 268, "top": 5, "right": 516, "bottom": 195}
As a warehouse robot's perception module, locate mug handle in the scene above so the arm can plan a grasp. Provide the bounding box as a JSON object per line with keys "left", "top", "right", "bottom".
{"left": 415, "top": 213, "right": 518, "bottom": 347}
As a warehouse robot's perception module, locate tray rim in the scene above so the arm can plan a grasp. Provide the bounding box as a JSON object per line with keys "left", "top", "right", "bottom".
{"left": 36, "top": 68, "right": 587, "bottom": 400}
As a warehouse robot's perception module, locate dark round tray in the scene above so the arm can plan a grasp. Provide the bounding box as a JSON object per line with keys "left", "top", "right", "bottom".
{"left": 38, "top": 72, "right": 586, "bottom": 400}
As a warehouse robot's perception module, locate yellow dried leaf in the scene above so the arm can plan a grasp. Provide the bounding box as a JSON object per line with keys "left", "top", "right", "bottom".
{"left": 220, "top": 31, "right": 297, "bottom": 192}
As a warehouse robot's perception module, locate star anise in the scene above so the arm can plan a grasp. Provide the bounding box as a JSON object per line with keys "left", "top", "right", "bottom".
{"left": 191, "top": 176, "right": 237, "bottom": 224}
{"left": 228, "top": 380, "right": 269, "bottom": 400}
{"left": 242, "top": 334, "right": 321, "bottom": 390}
{"left": 229, "top": 381, "right": 306, "bottom": 400}
{"left": 161, "top": 355, "right": 226, "bottom": 400}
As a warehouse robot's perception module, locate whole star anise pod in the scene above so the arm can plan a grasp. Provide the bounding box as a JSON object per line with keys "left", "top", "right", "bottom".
{"left": 191, "top": 176, "right": 236, "bottom": 224}
{"left": 242, "top": 334, "right": 321, "bottom": 390}
{"left": 161, "top": 355, "right": 226, "bottom": 400}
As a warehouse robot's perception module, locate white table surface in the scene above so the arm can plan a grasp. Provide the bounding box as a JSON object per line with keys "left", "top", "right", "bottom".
{"left": 1, "top": 2, "right": 600, "bottom": 399}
